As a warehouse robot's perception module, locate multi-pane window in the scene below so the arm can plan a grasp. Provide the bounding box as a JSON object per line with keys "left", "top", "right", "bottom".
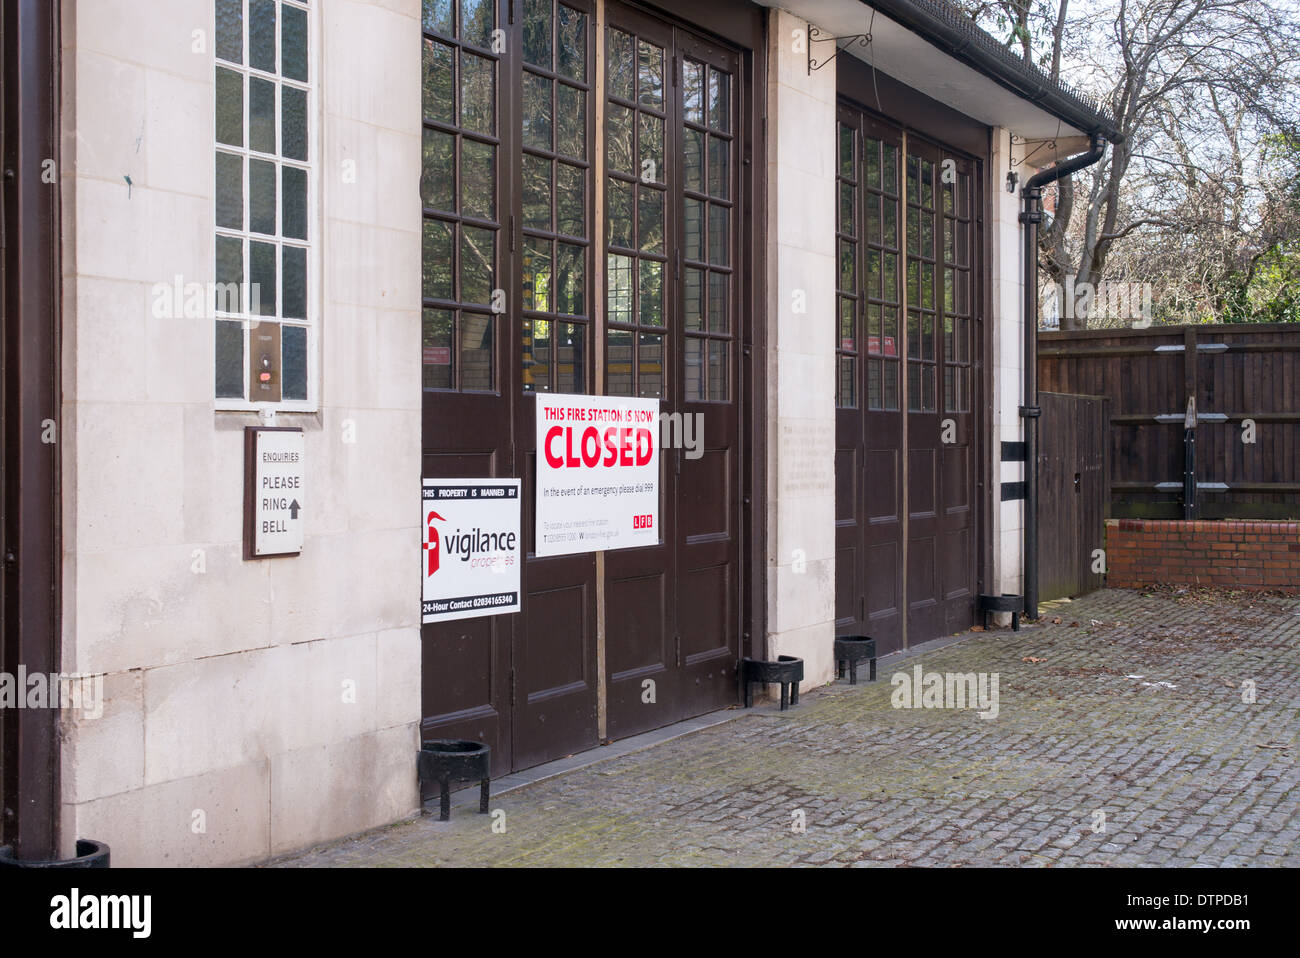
{"left": 838, "top": 115, "right": 974, "bottom": 417}
{"left": 214, "top": 0, "right": 313, "bottom": 406}
{"left": 942, "top": 162, "right": 973, "bottom": 413}
{"left": 421, "top": 0, "right": 500, "bottom": 392}
{"left": 682, "top": 55, "right": 733, "bottom": 403}
{"left": 520, "top": 0, "right": 592, "bottom": 394}
{"left": 605, "top": 26, "right": 669, "bottom": 399}
{"left": 863, "top": 134, "right": 901, "bottom": 410}
{"left": 836, "top": 121, "right": 858, "bottom": 408}
{"left": 905, "top": 149, "right": 938, "bottom": 412}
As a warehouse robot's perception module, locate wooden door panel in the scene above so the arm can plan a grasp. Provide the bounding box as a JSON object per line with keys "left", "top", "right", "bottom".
{"left": 512, "top": 576, "right": 597, "bottom": 768}
{"left": 866, "top": 540, "right": 903, "bottom": 637}
{"left": 602, "top": 5, "right": 679, "bottom": 739}
{"left": 605, "top": 12, "right": 744, "bottom": 737}
{"left": 420, "top": 419, "right": 512, "bottom": 778}
{"left": 865, "top": 448, "right": 899, "bottom": 520}
{"left": 835, "top": 108, "right": 906, "bottom": 648}
{"left": 420, "top": 588, "right": 511, "bottom": 778}
{"left": 673, "top": 27, "right": 742, "bottom": 719}
{"left": 606, "top": 567, "right": 670, "bottom": 738}
{"left": 680, "top": 446, "right": 731, "bottom": 538}
{"left": 908, "top": 446, "right": 937, "bottom": 518}
{"left": 835, "top": 446, "right": 859, "bottom": 521}
{"left": 607, "top": 571, "right": 670, "bottom": 676}
{"left": 421, "top": 0, "right": 602, "bottom": 776}
{"left": 836, "top": 111, "right": 981, "bottom": 654}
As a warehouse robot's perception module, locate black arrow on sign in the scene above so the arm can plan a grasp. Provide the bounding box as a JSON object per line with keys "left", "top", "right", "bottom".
{"left": 289, "top": 499, "right": 301, "bottom": 519}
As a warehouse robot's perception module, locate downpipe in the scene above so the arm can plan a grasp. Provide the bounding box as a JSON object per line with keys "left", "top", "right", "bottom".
{"left": 1019, "top": 134, "right": 1106, "bottom": 620}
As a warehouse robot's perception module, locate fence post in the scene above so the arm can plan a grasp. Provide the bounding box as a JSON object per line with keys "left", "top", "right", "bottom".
{"left": 1183, "top": 396, "right": 1197, "bottom": 520}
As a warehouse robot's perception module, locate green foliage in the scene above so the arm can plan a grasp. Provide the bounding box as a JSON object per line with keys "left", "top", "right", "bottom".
{"left": 1221, "top": 244, "right": 1300, "bottom": 324}
{"left": 1220, "top": 133, "right": 1300, "bottom": 323}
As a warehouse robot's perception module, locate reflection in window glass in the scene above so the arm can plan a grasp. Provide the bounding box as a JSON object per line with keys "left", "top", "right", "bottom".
{"left": 424, "top": 308, "right": 454, "bottom": 389}
{"left": 460, "top": 312, "right": 494, "bottom": 390}
{"left": 522, "top": 318, "right": 551, "bottom": 393}
{"left": 282, "top": 324, "right": 307, "bottom": 399}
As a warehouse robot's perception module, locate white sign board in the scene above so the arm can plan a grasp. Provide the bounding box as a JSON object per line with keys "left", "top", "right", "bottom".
{"left": 251, "top": 428, "right": 305, "bottom": 557}
{"left": 422, "top": 479, "right": 522, "bottom": 623}
{"left": 535, "top": 393, "right": 659, "bottom": 557}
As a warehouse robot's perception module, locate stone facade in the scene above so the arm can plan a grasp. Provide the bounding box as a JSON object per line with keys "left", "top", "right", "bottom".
{"left": 58, "top": 0, "right": 424, "bottom": 866}
{"left": 764, "top": 9, "right": 839, "bottom": 691}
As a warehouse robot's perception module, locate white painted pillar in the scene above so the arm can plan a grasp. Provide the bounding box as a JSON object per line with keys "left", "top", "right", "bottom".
{"left": 989, "top": 128, "right": 1029, "bottom": 615}
{"left": 764, "top": 10, "right": 838, "bottom": 689}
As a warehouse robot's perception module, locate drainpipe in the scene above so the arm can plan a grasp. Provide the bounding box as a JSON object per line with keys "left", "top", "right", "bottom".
{"left": 1019, "top": 133, "right": 1106, "bottom": 620}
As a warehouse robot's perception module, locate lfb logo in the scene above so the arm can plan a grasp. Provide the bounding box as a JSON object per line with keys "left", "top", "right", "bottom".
{"left": 426, "top": 511, "right": 446, "bottom": 576}
{"left": 632, "top": 514, "right": 653, "bottom": 529}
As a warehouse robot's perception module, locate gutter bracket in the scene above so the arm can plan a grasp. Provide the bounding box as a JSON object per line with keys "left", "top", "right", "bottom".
{"left": 807, "top": 23, "right": 870, "bottom": 74}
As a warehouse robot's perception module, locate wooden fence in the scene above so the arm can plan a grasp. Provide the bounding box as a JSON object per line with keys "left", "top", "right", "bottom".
{"left": 1039, "top": 324, "right": 1300, "bottom": 519}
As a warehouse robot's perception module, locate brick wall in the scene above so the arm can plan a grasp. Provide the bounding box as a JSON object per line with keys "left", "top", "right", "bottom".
{"left": 1105, "top": 519, "right": 1300, "bottom": 591}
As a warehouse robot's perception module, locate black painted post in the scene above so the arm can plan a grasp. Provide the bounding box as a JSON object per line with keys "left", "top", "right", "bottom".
{"left": 1183, "top": 396, "right": 1197, "bottom": 520}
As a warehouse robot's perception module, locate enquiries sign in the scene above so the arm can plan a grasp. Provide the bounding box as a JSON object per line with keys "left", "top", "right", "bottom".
{"left": 535, "top": 393, "right": 659, "bottom": 557}
{"left": 422, "top": 479, "right": 522, "bottom": 624}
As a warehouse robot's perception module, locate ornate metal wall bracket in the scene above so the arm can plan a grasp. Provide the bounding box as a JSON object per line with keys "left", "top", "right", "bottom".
{"left": 808, "top": 23, "right": 871, "bottom": 74}
{"left": 1009, "top": 132, "right": 1061, "bottom": 169}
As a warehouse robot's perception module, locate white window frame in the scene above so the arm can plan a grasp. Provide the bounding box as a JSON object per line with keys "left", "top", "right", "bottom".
{"left": 213, "top": 0, "right": 320, "bottom": 412}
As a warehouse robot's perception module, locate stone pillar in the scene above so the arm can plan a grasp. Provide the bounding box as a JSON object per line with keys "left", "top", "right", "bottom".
{"left": 764, "top": 10, "right": 838, "bottom": 690}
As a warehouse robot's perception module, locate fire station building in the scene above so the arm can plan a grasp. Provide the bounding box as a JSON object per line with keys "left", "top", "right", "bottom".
{"left": 0, "top": 0, "right": 1118, "bottom": 865}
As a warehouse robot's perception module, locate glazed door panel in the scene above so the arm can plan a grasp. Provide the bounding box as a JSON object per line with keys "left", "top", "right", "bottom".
{"left": 509, "top": 0, "right": 601, "bottom": 769}
{"left": 605, "top": 9, "right": 744, "bottom": 736}
{"left": 904, "top": 137, "right": 944, "bottom": 646}
{"left": 421, "top": 0, "right": 599, "bottom": 777}
{"left": 835, "top": 103, "right": 981, "bottom": 654}
{"left": 835, "top": 110, "right": 905, "bottom": 654}
{"left": 905, "top": 138, "right": 978, "bottom": 640}
{"left": 673, "top": 29, "right": 742, "bottom": 720}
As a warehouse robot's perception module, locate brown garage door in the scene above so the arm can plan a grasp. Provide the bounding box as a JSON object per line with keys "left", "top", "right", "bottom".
{"left": 420, "top": 0, "right": 601, "bottom": 777}
{"left": 419, "top": 0, "right": 756, "bottom": 776}
{"left": 835, "top": 104, "right": 981, "bottom": 655}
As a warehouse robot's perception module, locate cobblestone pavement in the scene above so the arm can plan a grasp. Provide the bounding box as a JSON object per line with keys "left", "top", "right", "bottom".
{"left": 274, "top": 589, "right": 1300, "bottom": 867}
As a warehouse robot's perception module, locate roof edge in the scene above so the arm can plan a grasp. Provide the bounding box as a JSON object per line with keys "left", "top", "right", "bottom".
{"left": 860, "top": 0, "right": 1124, "bottom": 144}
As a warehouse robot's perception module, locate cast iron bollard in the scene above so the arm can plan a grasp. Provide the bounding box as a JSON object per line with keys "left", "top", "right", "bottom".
{"left": 418, "top": 740, "right": 491, "bottom": 822}
{"left": 833, "top": 635, "right": 877, "bottom": 684}
{"left": 741, "top": 655, "right": 804, "bottom": 710}
{"left": 0, "top": 839, "right": 110, "bottom": 868}
{"left": 977, "top": 593, "right": 1025, "bottom": 631}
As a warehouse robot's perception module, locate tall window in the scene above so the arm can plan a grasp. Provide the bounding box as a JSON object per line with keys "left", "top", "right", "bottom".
{"left": 905, "top": 149, "right": 938, "bottom": 412}
{"left": 942, "top": 161, "right": 973, "bottom": 413}
{"left": 681, "top": 53, "right": 733, "bottom": 403}
{"left": 214, "top": 0, "right": 314, "bottom": 407}
{"left": 605, "top": 25, "right": 668, "bottom": 399}
{"left": 421, "top": 0, "right": 501, "bottom": 392}
{"left": 836, "top": 121, "right": 858, "bottom": 408}
{"left": 863, "top": 135, "right": 901, "bottom": 410}
{"left": 837, "top": 118, "right": 901, "bottom": 411}
{"left": 520, "top": 0, "right": 592, "bottom": 393}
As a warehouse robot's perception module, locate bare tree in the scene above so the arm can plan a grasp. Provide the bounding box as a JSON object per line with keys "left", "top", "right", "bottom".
{"left": 966, "top": 0, "right": 1300, "bottom": 328}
